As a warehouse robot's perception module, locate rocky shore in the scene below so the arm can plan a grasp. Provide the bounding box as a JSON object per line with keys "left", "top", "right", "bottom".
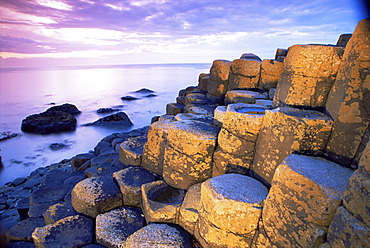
{"left": 0, "top": 18, "right": 369, "bottom": 248}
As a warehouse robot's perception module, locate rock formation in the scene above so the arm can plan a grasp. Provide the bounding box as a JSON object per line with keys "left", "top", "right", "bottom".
{"left": 1, "top": 18, "right": 369, "bottom": 248}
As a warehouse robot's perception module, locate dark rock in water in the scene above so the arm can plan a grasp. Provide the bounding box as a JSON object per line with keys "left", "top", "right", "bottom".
{"left": 85, "top": 112, "right": 133, "bottom": 127}
{"left": 145, "top": 94, "right": 157, "bottom": 98}
{"left": 97, "top": 108, "right": 120, "bottom": 114}
{"left": 21, "top": 111, "right": 77, "bottom": 134}
{"left": 134, "top": 88, "right": 155, "bottom": 93}
{"left": 121, "top": 96, "right": 140, "bottom": 101}
{"left": 0, "top": 132, "right": 18, "bottom": 141}
{"left": 49, "top": 143, "right": 68, "bottom": 150}
{"left": 46, "top": 103, "right": 81, "bottom": 115}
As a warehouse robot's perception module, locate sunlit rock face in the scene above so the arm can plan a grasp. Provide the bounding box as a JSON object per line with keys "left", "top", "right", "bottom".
{"left": 273, "top": 44, "right": 343, "bottom": 109}
{"left": 324, "top": 18, "right": 370, "bottom": 168}
{"left": 259, "top": 59, "right": 284, "bottom": 90}
{"left": 228, "top": 58, "right": 261, "bottom": 91}
{"left": 251, "top": 107, "right": 333, "bottom": 187}
{"left": 207, "top": 60, "right": 231, "bottom": 97}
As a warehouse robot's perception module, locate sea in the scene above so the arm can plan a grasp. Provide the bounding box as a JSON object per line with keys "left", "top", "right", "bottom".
{"left": 0, "top": 63, "right": 211, "bottom": 186}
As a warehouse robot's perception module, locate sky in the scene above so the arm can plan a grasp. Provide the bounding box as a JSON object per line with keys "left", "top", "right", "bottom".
{"left": 0, "top": 0, "right": 368, "bottom": 68}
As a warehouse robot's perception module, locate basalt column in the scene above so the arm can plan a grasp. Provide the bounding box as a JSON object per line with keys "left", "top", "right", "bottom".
{"left": 251, "top": 107, "right": 333, "bottom": 187}
{"left": 324, "top": 18, "right": 370, "bottom": 168}
{"left": 212, "top": 103, "right": 267, "bottom": 177}
{"left": 273, "top": 44, "right": 343, "bottom": 109}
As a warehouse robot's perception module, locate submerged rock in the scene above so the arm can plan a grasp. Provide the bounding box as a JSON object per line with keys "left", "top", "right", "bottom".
{"left": 21, "top": 111, "right": 77, "bottom": 134}
{"left": 121, "top": 96, "right": 140, "bottom": 101}
{"left": 134, "top": 88, "right": 155, "bottom": 93}
{"left": 0, "top": 132, "right": 18, "bottom": 141}
{"left": 97, "top": 108, "right": 120, "bottom": 114}
{"left": 85, "top": 112, "right": 133, "bottom": 127}
{"left": 46, "top": 103, "right": 81, "bottom": 115}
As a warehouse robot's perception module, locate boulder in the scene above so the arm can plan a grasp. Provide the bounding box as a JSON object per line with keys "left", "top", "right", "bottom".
{"left": 196, "top": 174, "right": 268, "bottom": 248}
{"left": 123, "top": 223, "right": 192, "bottom": 248}
{"left": 163, "top": 120, "right": 220, "bottom": 189}
{"left": 113, "top": 166, "right": 159, "bottom": 207}
{"left": 46, "top": 103, "right": 81, "bottom": 115}
{"left": 32, "top": 215, "right": 93, "bottom": 248}
{"left": 258, "top": 59, "right": 284, "bottom": 90}
{"left": 71, "top": 176, "right": 122, "bottom": 218}
{"left": 273, "top": 44, "right": 343, "bottom": 109}
{"left": 121, "top": 96, "right": 140, "bottom": 101}
{"left": 324, "top": 18, "right": 370, "bottom": 168}
{"left": 225, "top": 90, "right": 268, "bottom": 105}
{"left": 21, "top": 111, "right": 77, "bottom": 134}
{"left": 119, "top": 136, "right": 147, "bottom": 166}
{"left": 141, "top": 180, "right": 186, "bottom": 224}
{"left": 97, "top": 108, "right": 120, "bottom": 114}
{"left": 240, "top": 53, "right": 262, "bottom": 61}
{"left": 228, "top": 59, "right": 261, "bottom": 90}
{"left": 251, "top": 107, "right": 333, "bottom": 187}
{"left": 96, "top": 207, "right": 145, "bottom": 247}
{"left": 134, "top": 88, "right": 154, "bottom": 93}
{"left": 263, "top": 154, "right": 353, "bottom": 247}
{"left": 208, "top": 60, "right": 231, "bottom": 97}
{"left": 86, "top": 112, "right": 133, "bottom": 127}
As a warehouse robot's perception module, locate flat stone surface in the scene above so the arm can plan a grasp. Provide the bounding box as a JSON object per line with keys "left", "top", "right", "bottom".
{"left": 43, "top": 202, "right": 79, "bottom": 225}
{"left": 96, "top": 207, "right": 145, "bottom": 247}
{"left": 32, "top": 215, "right": 93, "bottom": 248}
{"left": 30, "top": 186, "right": 69, "bottom": 206}
{"left": 6, "top": 217, "right": 45, "bottom": 242}
{"left": 123, "top": 223, "right": 192, "bottom": 248}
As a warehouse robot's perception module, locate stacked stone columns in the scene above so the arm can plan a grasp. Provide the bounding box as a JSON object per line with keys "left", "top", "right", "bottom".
{"left": 251, "top": 107, "right": 333, "bottom": 187}
{"left": 213, "top": 103, "right": 267, "bottom": 177}
{"left": 324, "top": 18, "right": 370, "bottom": 168}
{"left": 228, "top": 58, "right": 261, "bottom": 90}
{"left": 273, "top": 44, "right": 343, "bottom": 109}
{"left": 261, "top": 154, "right": 353, "bottom": 247}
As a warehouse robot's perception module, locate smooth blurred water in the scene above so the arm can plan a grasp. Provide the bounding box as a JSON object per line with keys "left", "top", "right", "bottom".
{"left": 0, "top": 63, "right": 211, "bottom": 186}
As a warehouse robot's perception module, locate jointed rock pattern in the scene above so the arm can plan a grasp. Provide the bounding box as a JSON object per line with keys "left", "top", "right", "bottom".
{"left": 1, "top": 18, "right": 369, "bottom": 248}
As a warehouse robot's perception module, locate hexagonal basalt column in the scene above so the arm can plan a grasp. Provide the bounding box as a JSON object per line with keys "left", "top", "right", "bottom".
{"left": 225, "top": 90, "right": 268, "bottom": 105}
{"left": 262, "top": 154, "right": 353, "bottom": 247}
{"left": 228, "top": 58, "right": 262, "bottom": 90}
{"left": 251, "top": 107, "right": 333, "bottom": 187}
{"left": 141, "top": 180, "right": 186, "bottom": 224}
{"left": 119, "top": 136, "right": 147, "bottom": 166}
{"left": 196, "top": 174, "right": 268, "bottom": 248}
{"left": 213, "top": 103, "right": 267, "bottom": 177}
{"left": 163, "top": 120, "right": 220, "bottom": 189}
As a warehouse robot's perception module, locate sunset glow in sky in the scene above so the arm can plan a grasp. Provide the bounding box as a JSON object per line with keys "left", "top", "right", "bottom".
{"left": 0, "top": 0, "right": 368, "bottom": 67}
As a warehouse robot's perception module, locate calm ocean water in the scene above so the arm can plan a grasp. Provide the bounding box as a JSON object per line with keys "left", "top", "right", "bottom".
{"left": 0, "top": 63, "right": 211, "bottom": 186}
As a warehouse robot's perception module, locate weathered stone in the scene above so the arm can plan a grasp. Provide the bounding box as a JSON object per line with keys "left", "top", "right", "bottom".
{"left": 228, "top": 59, "right": 261, "bottom": 90}
{"left": 268, "top": 88, "right": 276, "bottom": 100}
{"left": 119, "top": 136, "right": 147, "bottom": 166}
{"left": 324, "top": 206, "right": 370, "bottom": 247}
{"left": 184, "top": 104, "right": 217, "bottom": 116}
{"left": 252, "top": 107, "right": 333, "bottom": 187}
{"left": 275, "top": 48, "right": 288, "bottom": 62}
{"left": 32, "top": 215, "right": 93, "bottom": 248}
{"left": 198, "top": 73, "right": 209, "bottom": 91}
{"left": 176, "top": 96, "right": 186, "bottom": 105}
{"left": 4, "top": 241, "right": 36, "bottom": 248}
{"left": 197, "top": 174, "right": 268, "bottom": 248}
{"left": 84, "top": 164, "right": 120, "bottom": 178}
{"left": 212, "top": 147, "right": 252, "bottom": 177}
{"left": 28, "top": 203, "right": 60, "bottom": 218}
{"left": 113, "top": 166, "right": 159, "bottom": 207}
{"left": 29, "top": 186, "right": 69, "bottom": 206}
{"left": 71, "top": 153, "right": 95, "bottom": 171}
{"left": 324, "top": 18, "right": 370, "bottom": 168}
{"left": 206, "top": 93, "right": 225, "bottom": 104}
{"left": 343, "top": 170, "right": 370, "bottom": 227}
{"left": 166, "top": 103, "right": 184, "bottom": 115}
{"left": 210, "top": 60, "right": 232, "bottom": 83}
{"left": 258, "top": 59, "right": 284, "bottom": 90}
{"left": 142, "top": 120, "right": 173, "bottom": 176}
{"left": 207, "top": 79, "right": 228, "bottom": 97}
{"left": 71, "top": 176, "right": 122, "bottom": 218}
{"left": 6, "top": 217, "right": 45, "bottom": 242}
{"left": 255, "top": 99, "right": 273, "bottom": 108}
{"left": 96, "top": 207, "right": 145, "bottom": 247}
{"left": 266, "top": 154, "right": 353, "bottom": 226}
{"left": 163, "top": 120, "right": 220, "bottom": 189}
{"left": 225, "top": 90, "right": 267, "bottom": 105}
{"left": 178, "top": 183, "right": 201, "bottom": 235}
{"left": 123, "top": 223, "right": 192, "bottom": 248}
{"left": 185, "top": 93, "right": 208, "bottom": 105}
{"left": 42, "top": 202, "right": 78, "bottom": 225}
{"left": 94, "top": 141, "right": 111, "bottom": 155}
{"left": 274, "top": 44, "right": 343, "bottom": 108}
{"left": 40, "top": 169, "right": 70, "bottom": 187}
{"left": 21, "top": 111, "right": 77, "bottom": 134}
{"left": 358, "top": 139, "right": 370, "bottom": 177}
{"left": 141, "top": 180, "right": 186, "bottom": 224}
